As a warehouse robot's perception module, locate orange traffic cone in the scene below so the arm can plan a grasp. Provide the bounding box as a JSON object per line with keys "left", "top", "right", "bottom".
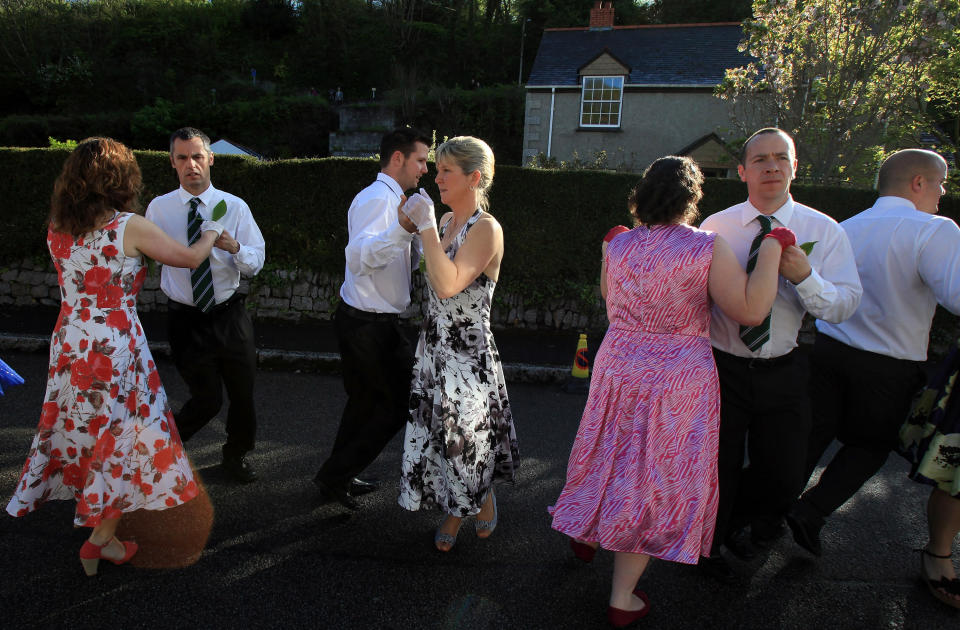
{"left": 562, "top": 333, "right": 590, "bottom": 393}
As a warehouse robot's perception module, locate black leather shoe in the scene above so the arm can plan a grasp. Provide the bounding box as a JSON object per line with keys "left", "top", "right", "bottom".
{"left": 785, "top": 500, "right": 824, "bottom": 557}
{"left": 313, "top": 476, "right": 359, "bottom": 510}
{"left": 698, "top": 554, "right": 736, "bottom": 584}
{"left": 349, "top": 477, "right": 381, "bottom": 496}
{"left": 750, "top": 520, "right": 785, "bottom": 549}
{"left": 724, "top": 528, "right": 757, "bottom": 560}
{"left": 221, "top": 455, "right": 257, "bottom": 484}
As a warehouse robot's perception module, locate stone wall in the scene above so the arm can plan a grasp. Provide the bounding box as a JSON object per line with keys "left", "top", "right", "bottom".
{"left": 0, "top": 258, "right": 609, "bottom": 331}
{"left": 5, "top": 258, "right": 956, "bottom": 356}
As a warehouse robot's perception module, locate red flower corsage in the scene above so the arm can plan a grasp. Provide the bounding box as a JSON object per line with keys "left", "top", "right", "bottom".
{"left": 763, "top": 226, "right": 797, "bottom": 249}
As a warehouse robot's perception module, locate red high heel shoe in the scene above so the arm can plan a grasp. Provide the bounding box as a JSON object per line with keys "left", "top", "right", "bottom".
{"left": 79, "top": 536, "right": 139, "bottom": 576}
{"left": 606, "top": 587, "right": 650, "bottom": 628}
{"left": 570, "top": 537, "right": 597, "bottom": 563}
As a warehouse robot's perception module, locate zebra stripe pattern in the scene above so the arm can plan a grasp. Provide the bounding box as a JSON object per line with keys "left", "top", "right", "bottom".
{"left": 549, "top": 224, "right": 721, "bottom": 564}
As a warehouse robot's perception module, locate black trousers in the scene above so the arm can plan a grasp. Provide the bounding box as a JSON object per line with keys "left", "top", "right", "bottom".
{"left": 167, "top": 293, "right": 257, "bottom": 457}
{"left": 801, "top": 333, "right": 924, "bottom": 516}
{"left": 712, "top": 348, "right": 812, "bottom": 545}
{"left": 315, "top": 303, "right": 414, "bottom": 489}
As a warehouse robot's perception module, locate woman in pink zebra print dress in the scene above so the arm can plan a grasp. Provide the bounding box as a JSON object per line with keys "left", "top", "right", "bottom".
{"left": 549, "top": 156, "right": 788, "bottom": 626}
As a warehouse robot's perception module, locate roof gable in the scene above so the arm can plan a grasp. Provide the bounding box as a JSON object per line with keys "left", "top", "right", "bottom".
{"left": 527, "top": 23, "right": 749, "bottom": 87}
{"left": 210, "top": 138, "right": 262, "bottom": 159}
{"left": 579, "top": 48, "right": 631, "bottom": 76}
{"left": 676, "top": 133, "right": 738, "bottom": 168}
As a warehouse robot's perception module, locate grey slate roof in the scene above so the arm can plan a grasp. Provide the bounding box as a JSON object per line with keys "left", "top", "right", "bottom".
{"left": 526, "top": 23, "right": 750, "bottom": 87}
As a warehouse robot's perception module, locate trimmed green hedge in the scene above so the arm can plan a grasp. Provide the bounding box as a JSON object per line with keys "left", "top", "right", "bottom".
{"left": 2, "top": 147, "right": 959, "bottom": 315}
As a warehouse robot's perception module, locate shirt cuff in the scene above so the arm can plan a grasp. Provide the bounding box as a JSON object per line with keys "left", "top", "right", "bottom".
{"left": 233, "top": 244, "right": 256, "bottom": 267}
{"left": 793, "top": 267, "right": 824, "bottom": 299}
{"left": 387, "top": 220, "right": 414, "bottom": 243}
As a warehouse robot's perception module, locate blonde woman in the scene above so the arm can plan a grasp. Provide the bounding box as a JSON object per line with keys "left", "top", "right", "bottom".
{"left": 397, "top": 136, "right": 519, "bottom": 551}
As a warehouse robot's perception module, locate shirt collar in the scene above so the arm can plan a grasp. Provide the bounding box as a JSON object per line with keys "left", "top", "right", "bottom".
{"left": 741, "top": 195, "right": 794, "bottom": 228}
{"left": 872, "top": 195, "right": 919, "bottom": 214}
{"left": 177, "top": 184, "right": 217, "bottom": 208}
{"left": 376, "top": 172, "right": 404, "bottom": 200}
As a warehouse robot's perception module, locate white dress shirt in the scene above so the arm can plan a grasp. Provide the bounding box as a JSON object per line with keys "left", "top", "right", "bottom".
{"left": 701, "top": 196, "right": 862, "bottom": 358}
{"left": 145, "top": 184, "right": 266, "bottom": 306}
{"left": 817, "top": 196, "right": 960, "bottom": 361}
{"left": 340, "top": 173, "right": 421, "bottom": 314}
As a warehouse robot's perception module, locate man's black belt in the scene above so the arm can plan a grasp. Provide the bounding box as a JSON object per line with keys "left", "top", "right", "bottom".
{"left": 168, "top": 291, "right": 245, "bottom": 315}
{"left": 338, "top": 302, "right": 399, "bottom": 322}
{"left": 714, "top": 348, "right": 797, "bottom": 369}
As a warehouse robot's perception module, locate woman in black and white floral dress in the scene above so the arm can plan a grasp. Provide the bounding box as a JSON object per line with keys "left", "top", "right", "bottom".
{"left": 397, "top": 136, "right": 519, "bottom": 552}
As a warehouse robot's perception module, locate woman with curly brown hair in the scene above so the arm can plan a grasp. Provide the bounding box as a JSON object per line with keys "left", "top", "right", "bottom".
{"left": 6, "top": 137, "right": 223, "bottom": 576}
{"left": 549, "top": 156, "right": 790, "bottom": 626}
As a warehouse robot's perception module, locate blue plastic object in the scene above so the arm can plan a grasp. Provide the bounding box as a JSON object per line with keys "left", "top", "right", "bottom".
{"left": 0, "top": 357, "right": 24, "bottom": 395}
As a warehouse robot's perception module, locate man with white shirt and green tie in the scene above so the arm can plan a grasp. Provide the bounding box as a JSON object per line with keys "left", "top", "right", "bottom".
{"left": 145, "top": 127, "right": 266, "bottom": 484}
{"left": 787, "top": 149, "right": 960, "bottom": 561}
{"left": 697, "top": 128, "right": 862, "bottom": 581}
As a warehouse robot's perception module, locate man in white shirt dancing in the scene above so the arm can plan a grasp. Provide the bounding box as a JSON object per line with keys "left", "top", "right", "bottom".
{"left": 146, "top": 127, "right": 266, "bottom": 483}
{"left": 787, "top": 149, "right": 960, "bottom": 556}
{"left": 698, "top": 128, "right": 862, "bottom": 581}
{"left": 313, "top": 128, "right": 431, "bottom": 509}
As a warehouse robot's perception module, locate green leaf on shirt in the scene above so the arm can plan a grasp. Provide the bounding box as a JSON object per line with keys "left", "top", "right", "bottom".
{"left": 211, "top": 200, "right": 227, "bottom": 221}
{"left": 799, "top": 240, "right": 817, "bottom": 255}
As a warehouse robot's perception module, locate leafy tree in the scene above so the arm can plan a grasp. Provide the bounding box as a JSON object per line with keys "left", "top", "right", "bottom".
{"left": 717, "top": 0, "right": 959, "bottom": 185}
{"left": 924, "top": 11, "right": 960, "bottom": 185}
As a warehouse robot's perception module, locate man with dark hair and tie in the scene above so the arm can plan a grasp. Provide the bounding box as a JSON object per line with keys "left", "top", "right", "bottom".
{"left": 145, "top": 127, "right": 266, "bottom": 483}
{"left": 787, "top": 149, "right": 960, "bottom": 559}
{"left": 697, "top": 128, "right": 862, "bottom": 581}
{"left": 313, "top": 127, "right": 431, "bottom": 509}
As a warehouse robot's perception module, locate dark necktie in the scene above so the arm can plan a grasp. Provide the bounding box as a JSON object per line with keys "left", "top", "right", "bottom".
{"left": 739, "top": 214, "right": 772, "bottom": 351}
{"left": 187, "top": 197, "right": 214, "bottom": 313}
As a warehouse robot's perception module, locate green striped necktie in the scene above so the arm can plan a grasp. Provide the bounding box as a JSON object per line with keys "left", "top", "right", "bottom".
{"left": 738, "top": 214, "right": 772, "bottom": 351}
{"left": 187, "top": 197, "right": 214, "bottom": 313}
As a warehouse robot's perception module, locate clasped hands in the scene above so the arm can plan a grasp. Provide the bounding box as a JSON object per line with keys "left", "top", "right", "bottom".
{"left": 762, "top": 226, "right": 811, "bottom": 284}
{"left": 398, "top": 188, "right": 437, "bottom": 234}
{"left": 200, "top": 220, "right": 241, "bottom": 254}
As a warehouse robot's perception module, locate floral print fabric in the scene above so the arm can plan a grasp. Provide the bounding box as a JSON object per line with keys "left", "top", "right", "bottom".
{"left": 6, "top": 213, "right": 197, "bottom": 527}
{"left": 399, "top": 210, "right": 519, "bottom": 517}
{"left": 899, "top": 337, "right": 960, "bottom": 497}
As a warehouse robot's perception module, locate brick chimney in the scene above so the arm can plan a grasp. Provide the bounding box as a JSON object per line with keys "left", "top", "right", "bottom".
{"left": 589, "top": 1, "right": 615, "bottom": 30}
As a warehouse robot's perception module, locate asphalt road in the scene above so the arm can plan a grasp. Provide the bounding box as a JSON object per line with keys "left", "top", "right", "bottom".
{"left": 0, "top": 350, "right": 957, "bottom": 629}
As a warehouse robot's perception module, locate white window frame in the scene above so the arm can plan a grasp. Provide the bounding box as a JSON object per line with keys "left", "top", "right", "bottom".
{"left": 579, "top": 75, "right": 624, "bottom": 128}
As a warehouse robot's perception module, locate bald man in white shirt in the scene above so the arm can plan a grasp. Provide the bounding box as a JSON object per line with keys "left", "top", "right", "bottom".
{"left": 787, "top": 149, "right": 960, "bottom": 557}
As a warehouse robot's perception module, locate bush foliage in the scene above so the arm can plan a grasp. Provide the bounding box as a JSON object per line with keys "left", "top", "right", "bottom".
{"left": 2, "top": 147, "right": 958, "bottom": 316}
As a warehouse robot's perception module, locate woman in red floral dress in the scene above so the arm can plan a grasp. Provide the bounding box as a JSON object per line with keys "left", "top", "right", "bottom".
{"left": 5, "top": 138, "right": 223, "bottom": 576}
